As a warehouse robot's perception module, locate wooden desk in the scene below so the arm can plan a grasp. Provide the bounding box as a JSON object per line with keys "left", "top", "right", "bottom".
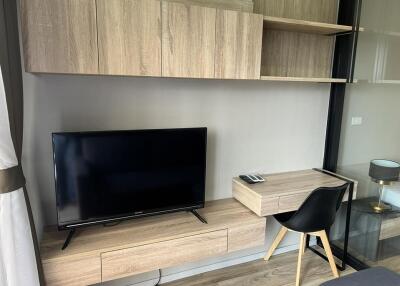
{"left": 233, "top": 169, "right": 357, "bottom": 217}
{"left": 233, "top": 169, "right": 358, "bottom": 271}
{"left": 41, "top": 199, "right": 266, "bottom": 286}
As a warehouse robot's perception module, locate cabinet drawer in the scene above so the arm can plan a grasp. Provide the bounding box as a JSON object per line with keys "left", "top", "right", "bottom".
{"left": 43, "top": 254, "right": 101, "bottom": 286}
{"left": 101, "top": 230, "right": 228, "bottom": 281}
{"left": 380, "top": 216, "right": 400, "bottom": 240}
{"left": 228, "top": 220, "right": 266, "bottom": 252}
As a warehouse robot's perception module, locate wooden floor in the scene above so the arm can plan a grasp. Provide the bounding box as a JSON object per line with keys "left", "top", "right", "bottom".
{"left": 165, "top": 248, "right": 355, "bottom": 286}
{"left": 362, "top": 254, "right": 400, "bottom": 273}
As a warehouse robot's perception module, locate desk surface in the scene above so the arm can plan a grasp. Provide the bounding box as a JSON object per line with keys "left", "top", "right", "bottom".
{"left": 233, "top": 169, "right": 357, "bottom": 217}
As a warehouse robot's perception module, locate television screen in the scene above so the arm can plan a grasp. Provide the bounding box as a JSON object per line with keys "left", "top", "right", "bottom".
{"left": 52, "top": 128, "right": 207, "bottom": 229}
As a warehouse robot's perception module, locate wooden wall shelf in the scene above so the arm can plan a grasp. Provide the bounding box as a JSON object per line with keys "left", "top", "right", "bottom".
{"left": 260, "top": 76, "right": 347, "bottom": 83}
{"left": 263, "top": 16, "right": 353, "bottom": 35}
{"left": 41, "top": 199, "right": 266, "bottom": 286}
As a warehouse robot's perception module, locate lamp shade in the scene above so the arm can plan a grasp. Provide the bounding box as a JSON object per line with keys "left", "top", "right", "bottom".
{"left": 369, "top": 159, "right": 400, "bottom": 182}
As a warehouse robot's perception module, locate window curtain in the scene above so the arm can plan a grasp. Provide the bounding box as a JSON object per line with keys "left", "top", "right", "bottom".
{"left": 0, "top": 0, "right": 41, "bottom": 285}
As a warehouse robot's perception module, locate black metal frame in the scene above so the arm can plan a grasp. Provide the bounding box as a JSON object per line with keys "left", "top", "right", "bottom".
{"left": 324, "top": 0, "right": 363, "bottom": 171}
{"left": 321, "top": 0, "right": 369, "bottom": 271}
{"left": 305, "top": 169, "right": 354, "bottom": 271}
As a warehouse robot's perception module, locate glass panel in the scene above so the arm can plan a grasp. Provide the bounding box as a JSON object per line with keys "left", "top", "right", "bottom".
{"left": 331, "top": 0, "right": 400, "bottom": 271}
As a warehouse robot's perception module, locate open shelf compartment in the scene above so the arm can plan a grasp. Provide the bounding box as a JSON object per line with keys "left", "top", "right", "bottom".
{"left": 263, "top": 16, "right": 353, "bottom": 35}
{"left": 260, "top": 76, "right": 347, "bottom": 83}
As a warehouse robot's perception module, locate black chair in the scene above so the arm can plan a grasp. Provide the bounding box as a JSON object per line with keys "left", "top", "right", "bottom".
{"left": 264, "top": 183, "right": 350, "bottom": 286}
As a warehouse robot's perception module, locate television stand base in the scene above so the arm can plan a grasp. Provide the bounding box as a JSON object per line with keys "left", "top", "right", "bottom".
{"left": 62, "top": 229, "right": 76, "bottom": 250}
{"left": 190, "top": 209, "right": 208, "bottom": 224}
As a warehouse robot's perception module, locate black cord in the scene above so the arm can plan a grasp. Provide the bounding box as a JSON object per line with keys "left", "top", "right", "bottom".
{"left": 155, "top": 269, "right": 162, "bottom": 285}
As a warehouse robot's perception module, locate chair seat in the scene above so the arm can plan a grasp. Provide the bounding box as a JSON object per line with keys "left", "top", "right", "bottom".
{"left": 320, "top": 267, "right": 400, "bottom": 286}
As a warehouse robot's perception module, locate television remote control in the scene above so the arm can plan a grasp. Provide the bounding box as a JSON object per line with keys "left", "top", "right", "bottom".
{"left": 239, "top": 174, "right": 265, "bottom": 184}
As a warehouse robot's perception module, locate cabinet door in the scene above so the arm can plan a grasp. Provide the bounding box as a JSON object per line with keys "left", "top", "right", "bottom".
{"left": 162, "top": 2, "right": 216, "bottom": 78}
{"left": 97, "top": 0, "right": 162, "bottom": 76}
{"left": 215, "top": 10, "right": 263, "bottom": 79}
{"left": 20, "top": 0, "right": 98, "bottom": 74}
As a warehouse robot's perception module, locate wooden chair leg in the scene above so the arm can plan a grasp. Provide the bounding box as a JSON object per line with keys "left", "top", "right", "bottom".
{"left": 296, "top": 233, "right": 306, "bottom": 286}
{"left": 264, "top": 226, "right": 288, "bottom": 261}
{"left": 319, "top": 230, "right": 339, "bottom": 278}
{"left": 302, "top": 235, "right": 308, "bottom": 254}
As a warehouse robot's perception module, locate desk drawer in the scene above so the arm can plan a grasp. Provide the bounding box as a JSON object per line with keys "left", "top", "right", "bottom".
{"left": 101, "top": 229, "right": 228, "bottom": 281}
{"left": 279, "top": 193, "right": 309, "bottom": 213}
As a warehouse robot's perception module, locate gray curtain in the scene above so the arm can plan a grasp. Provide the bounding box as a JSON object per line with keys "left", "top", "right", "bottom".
{"left": 0, "top": 0, "right": 43, "bottom": 284}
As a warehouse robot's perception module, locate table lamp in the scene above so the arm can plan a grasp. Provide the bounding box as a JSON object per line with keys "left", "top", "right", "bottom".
{"left": 369, "top": 159, "right": 400, "bottom": 213}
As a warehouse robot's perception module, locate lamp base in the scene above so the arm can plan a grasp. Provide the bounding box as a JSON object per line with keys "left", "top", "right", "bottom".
{"left": 370, "top": 202, "right": 392, "bottom": 213}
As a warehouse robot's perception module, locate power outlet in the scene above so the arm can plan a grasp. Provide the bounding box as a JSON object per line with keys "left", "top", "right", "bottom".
{"left": 351, "top": 117, "right": 363, "bottom": 126}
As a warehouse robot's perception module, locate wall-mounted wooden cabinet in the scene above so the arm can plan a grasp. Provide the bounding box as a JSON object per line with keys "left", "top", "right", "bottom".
{"left": 162, "top": 2, "right": 216, "bottom": 78}
{"left": 97, "top": 0, "right": 162, "bottom": 76}
{"left": 162, "top": 0, "right": 254, "bottom": 12}
{"left": 21, "top": 0, "right": 99, "bottom": 74}
{"left": 215, "top": 10, "right": 263, "bottom": 79}
{"left": 20, "top": 0, "right": 356, "bottom": 83}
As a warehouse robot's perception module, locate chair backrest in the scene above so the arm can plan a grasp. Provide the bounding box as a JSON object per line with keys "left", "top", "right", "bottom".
{"left": 286, "top": 183, "right": 349, "bottom": 233}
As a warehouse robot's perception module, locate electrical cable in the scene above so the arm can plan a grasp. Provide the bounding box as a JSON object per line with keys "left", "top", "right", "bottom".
{"left": 154, "top": 269, "right": 162, "bottom": 286}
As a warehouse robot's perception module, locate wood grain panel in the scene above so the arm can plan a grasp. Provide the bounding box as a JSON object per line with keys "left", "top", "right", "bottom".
{"left": 101, "top": 230, "right": 228, "bottom": 281}
{"left": 97, "top": 0, "right": 161, "bottom": 76}
{"left": 260, "top": 197, "right": 280, "bottom": 216}
{"left": 228, "top": 220, "right": 266, "bottom": 252}
{"left": 260, "top": 76, "right": 347, "bottom": 83}
{"left": 233, "top": 181, "right": 262, "bottom": 216}
{"left": 20, "top": 0, "right": 98, "bottom": 74}
{"left": 380, "top": 217, "right": 400, "bottom": 240}
{"left": 43, "top": 254, "right": 100, "bottom": 286}
{"left": 215, "top": 10, "right": 263, "bottom": 79}
{"left": 263, "top": 16, "right": 352, "bottom": 35}
{"left": 41, "top": 199, "right": 264, "bottom": 261}
{"left": 162, "top": 0, "right": 254, "bottom": 12}
{"left": 41, "top": 199, "right": 265, "bottom": 283}
{"left": 254, "top": 0, "right": 339, "bottom": 24}
{"left": 279, "top": 192, "right": 309, "bottom": 213}
{"left": 232, "top": 170, "right": 355, "bottom": 217}
{"left": 261, "top": 30, "right": 334, "bottom": 78}
{"left": 162, "top": 2, "right": 216, "bottom": 78}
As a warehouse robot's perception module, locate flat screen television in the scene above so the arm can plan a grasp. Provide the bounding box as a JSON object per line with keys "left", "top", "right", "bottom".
{"left": 52, "top": 128, "right": 207, "bottom": 230}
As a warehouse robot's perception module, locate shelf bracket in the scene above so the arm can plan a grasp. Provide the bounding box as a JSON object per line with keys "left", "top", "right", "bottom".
{"left": 328, "top": 31, "right": 354, "bottom": 37}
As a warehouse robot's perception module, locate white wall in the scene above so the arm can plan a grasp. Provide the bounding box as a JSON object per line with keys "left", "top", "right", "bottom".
{"left": 22, "top": 73, "right": 330, "bottom": 284}
{"left": 337, "top": 83, "right": 400, "bottom": 199}
{"left": 22, "top": 74, "right": 330, "bottom": 229}
{"left": 339, "top": 83, "right": 400, "bottom": 167}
